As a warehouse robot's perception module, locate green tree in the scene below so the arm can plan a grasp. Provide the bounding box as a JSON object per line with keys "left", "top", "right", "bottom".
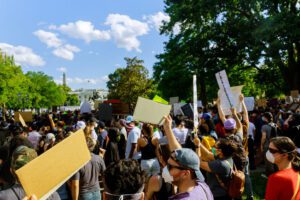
{"left": 62, "top": 86, "right": 80, "bottom": 106}
{"left": 0, "top": 52, "right": 31, "bottom": 110}
{"left": 155, "top": 0, "right": 298, "bottom": 103}
{"left": 107, "top": 57, "right": 156, "bottom": 112}
{"left": 26, "top": 71, "right": 66, "bottom": 108}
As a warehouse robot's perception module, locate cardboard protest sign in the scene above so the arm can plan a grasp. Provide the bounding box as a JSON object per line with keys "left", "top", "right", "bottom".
{"left": 18, "top": 113, "right": 27, "bottom": 127}
{"left": 181, "top": 103, "right": 194, "bottom": 119}
{"left": 173, "top": 103, "right": 185, "bottom": 116}
{"left": 244, "top": 97, "right": 255, "bottom": 111}
{"left": 153, "top": 95, "right": 169, "bottom": 105}
{"left": 197, "top": 101, "right": 203, "bottom": 108}
{"left": 291, "top": 90, "right": 299, "bottom": 98}
{"left": 169, "top": 97, "right": 179, "bottom": 105}
{"left": 256, "top": 99, "right": 267, "bottom": 108}
{"left": 218, "top": 86, "right": 244, "bottom": 116}
{"left": 133, "top": 97, "right": 172, "bottom": 125}
{"left": 286, "top": 96, "right": 293, "bottom": 104}
{"left": 215, "top": 70, "right": 235, "bottom": 108}
{"left": 14, "top": 112, "right": 33, "bottom": 122}
{"left": 16, "top": 129, "right": 91, "bottom": 200}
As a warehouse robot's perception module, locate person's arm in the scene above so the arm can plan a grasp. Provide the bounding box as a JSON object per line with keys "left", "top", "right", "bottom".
{"left": 217, "top": 98, "right": 226, "bottom": 124}
{"left": 71, "top": 180, "right": 79, "bottom": 200}
{"left": 240, "top": 94, "right": 249, "bottom": 128}
{"left": 199, "top": 142, "right": 215, "bottom": 161}
{"left": 163, "top": 115, "right": 181, "bottom": 151}
{"left": 48, "top": 114, "right": 56, "bottom": 130}
{"left": 128, "top": 143, "right": 137, "bottom": 159}
{"left": 200, "top": 161, "right": 212, "bottom": 172}
{"left": 231, "top": 107, "right": 243, "bottom": 136}
{"left": 146, "top": 175, "right": 162, "bottom": 200}
{"left": 193, "top": 136, "right": 201, "bottom": 158}
{"left": 261, "top": 131, "right": 267, "bottom": 152}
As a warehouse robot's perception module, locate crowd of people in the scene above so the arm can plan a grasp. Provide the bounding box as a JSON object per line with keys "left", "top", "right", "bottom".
{"left": 0, "top": 94, "right": 300, "bottom": 200}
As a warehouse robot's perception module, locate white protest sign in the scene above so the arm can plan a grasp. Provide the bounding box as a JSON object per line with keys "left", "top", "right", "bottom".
{"left": 197, "top": 101, "right": 203, "bottom": 108}
{"left": 244, "top": 97, "right": 255, "bottom": 111}
{"left": 193, "top": 75, "right": 199, "bottom": 129}
{"left": 218, "top": 86, "right": 244, "bottom": 116}
{"left": 173, "top": 103, "right": 185, "bottom": 116}
{"left": 215, "top": 70, "right": 235, "bottom": 108}
{"left": 80, "top": 101, "right": 92, "bottom": 114}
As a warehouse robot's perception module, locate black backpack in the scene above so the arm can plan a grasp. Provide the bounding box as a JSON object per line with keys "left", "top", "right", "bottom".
{"left": 268, "top": 123, "right": 278, "bottom": 138}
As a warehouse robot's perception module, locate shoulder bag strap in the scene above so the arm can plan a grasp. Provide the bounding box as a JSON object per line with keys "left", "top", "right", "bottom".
{"left": 11, "top": 186, "right": 21, "bottom": 200}
{"left": 291, "top": 173, "right": 300, "bottom": 200}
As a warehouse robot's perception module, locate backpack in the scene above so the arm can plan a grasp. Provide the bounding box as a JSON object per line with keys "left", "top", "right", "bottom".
{"left": 216, "top": 161, "right": 245, "bottom": 198}
{"left": 268, "top": 123, "right": 278, "bottom": 138}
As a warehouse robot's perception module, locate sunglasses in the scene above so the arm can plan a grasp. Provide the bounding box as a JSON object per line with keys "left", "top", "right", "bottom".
{"left": 268, "top": 147, "right": 280, "bottom": 154}
{"left": 167, "top": 163, "right": 189, "bottom": 171}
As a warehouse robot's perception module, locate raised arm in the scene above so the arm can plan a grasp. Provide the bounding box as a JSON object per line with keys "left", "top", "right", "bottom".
{"left": 240, "top": 94, "right": 249, "bottom": 128}
{"left": 217, "top": 98, "right": 226, "bottom": 124}
{"left": 231, "top": 107, "right": 243, "bottom": 136}
{"left": 163, "top": 115, "right": 181, "bottom": 151}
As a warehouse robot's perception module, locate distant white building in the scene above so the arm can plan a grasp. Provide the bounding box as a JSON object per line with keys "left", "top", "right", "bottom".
{"left": 69, "top": 89, "right": 108, "bottom": 103}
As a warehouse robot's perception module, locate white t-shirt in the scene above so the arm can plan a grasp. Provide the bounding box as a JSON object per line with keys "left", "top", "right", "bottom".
{"left": 125, "top": 126, "right": 141, "bottom": 160}
{"left": 247, "top": 122, "right": 256, "bottom": 138}
{"left": 172, "top": 127, "right": 188, "bottom": 145}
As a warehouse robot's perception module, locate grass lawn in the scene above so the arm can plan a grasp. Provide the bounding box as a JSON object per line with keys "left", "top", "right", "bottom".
{"left": 242, "top": 169, "right": 268, "bottom": 200}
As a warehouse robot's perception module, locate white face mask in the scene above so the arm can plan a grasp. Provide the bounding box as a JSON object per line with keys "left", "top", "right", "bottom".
{"left": 105, "top": 192, "right": 143, "bottom": 200}
{"left": 266, "top": 150, "right": 275, "bottom": 163}
{"left": 162, "top": 166, "right": 174, "bottom": 183}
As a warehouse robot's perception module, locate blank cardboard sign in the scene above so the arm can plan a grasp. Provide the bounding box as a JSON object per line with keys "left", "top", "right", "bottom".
{"left": 16, "top": 129, "right": 91, "bottom": 200}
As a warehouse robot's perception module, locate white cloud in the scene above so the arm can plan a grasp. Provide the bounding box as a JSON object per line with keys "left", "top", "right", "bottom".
{"left": 173, "top": 23, "right": 181, "bottom": 35}
{"left": 105, "top": 14, "right": 149, "bottom": 52}
{"left": 144, "top": 12, "right": 170, "bottom": 32}
{"left": 57, "top": 67, "right": 67, "bottom": 72}
{"left": 33, "top": 30, "right": 62, "bottom": 48}
{"left": 0, "top": 43, "right": 45, "bottom": 66}
{"left": 34, "top": 29, "right": 80, "bottom": 61}
{"left": 50, "top": 20, "right": 111, "bottom": 43}
{"left": 52, "top": 44, "right": 80, "bottom": 60}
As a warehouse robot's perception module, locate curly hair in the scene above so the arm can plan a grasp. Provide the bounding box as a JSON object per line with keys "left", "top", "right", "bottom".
{"left": 103, "top": 159, "right": 146, "bottom": 197}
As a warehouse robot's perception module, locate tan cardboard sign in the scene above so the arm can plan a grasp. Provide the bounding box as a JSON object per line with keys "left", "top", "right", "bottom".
{"left": 14, "top": 112, "right": 33, "bottom": 122}
{"left": 16, "top": 129, "right": 91, "bottom": 200}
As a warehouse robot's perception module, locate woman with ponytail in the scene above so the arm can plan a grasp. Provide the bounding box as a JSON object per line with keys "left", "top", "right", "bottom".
{"left": 265, "top": 136, "right": 300, "bottom": 200}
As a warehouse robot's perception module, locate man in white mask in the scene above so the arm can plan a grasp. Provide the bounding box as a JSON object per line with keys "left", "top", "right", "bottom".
{"left": 162, "top": 115, "right": 214, "bottom": 200}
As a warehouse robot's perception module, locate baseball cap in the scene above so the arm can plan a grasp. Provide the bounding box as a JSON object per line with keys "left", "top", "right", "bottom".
{"left": 171, "top": 148, "right": 204, "bottom": 181}
{"left": 126, "top": 115, "right": 134, "bottom": 124}
{"left": 76, "top": 121, "right": 86, "bottom": 130}
{"left": 201, "top": 113, "right": 212, "bottom": 121}
{"left": 11, "top": 146, "right": 37, "bottom": 171}
{"left": 224, "top": 118, "right": 236, "bottom": 130}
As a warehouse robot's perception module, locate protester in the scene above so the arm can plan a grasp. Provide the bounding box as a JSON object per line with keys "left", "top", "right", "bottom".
{"left": 0, "top": 146, "right": 60, "bottom": 200}
{"left": 70, "top": 137, "right": 106, "bottom": 200}
{"left": 103, "top": 159, "right": 146, "bottom": 200}
{"left": 265, "top": 137, "right": 300, "bottom": 200}
{"left": 125, "top": 116, "right": 141, "bottom": 160}
{"left": 162, "top": 115, "right": 214, "bottom": 200}
{"left": 138, "top": 123, "right": 161, "bottom": 177}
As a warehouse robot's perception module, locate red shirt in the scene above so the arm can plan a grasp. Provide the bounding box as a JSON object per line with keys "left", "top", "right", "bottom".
{"left": 265, "top": 168, "right": 300, "bottom": 200}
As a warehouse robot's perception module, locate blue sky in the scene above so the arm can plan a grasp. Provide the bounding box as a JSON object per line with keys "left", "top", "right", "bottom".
{"left": 0, "top": 0, "right": 173, "bottom": 90}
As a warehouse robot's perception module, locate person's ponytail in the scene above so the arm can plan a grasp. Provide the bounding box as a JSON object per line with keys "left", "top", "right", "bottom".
{"left": 292, "top": 151, "right": 300, "bottom": 171}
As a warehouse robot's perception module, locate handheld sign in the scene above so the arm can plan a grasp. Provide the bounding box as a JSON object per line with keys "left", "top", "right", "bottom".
{"left": 181, "top": 103, "right": 194, "bottom": 119}
{"left": 16, "top": 129, "right": 91, "bottom": 200}
{"left": 18, "top": 113, "right": 27, "bottom": 127}
{"left": 14, "top": 112, "right": 33, "bottom": 122}
{"left": 244, "top": 97, "right": 255, "bottom": 111}
{"left": 218, "top": 85, "right": 244, "bottom": 116}
{"left": 215, "top": 70, "right": 235, "bottom": 108}
{"left": 133, "top": 97, "right": 171, "bottom": 125}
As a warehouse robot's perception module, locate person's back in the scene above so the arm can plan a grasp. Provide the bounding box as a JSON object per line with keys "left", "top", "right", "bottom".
{"left": 71, "top": 137, "right": 106, "bottom": 200}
